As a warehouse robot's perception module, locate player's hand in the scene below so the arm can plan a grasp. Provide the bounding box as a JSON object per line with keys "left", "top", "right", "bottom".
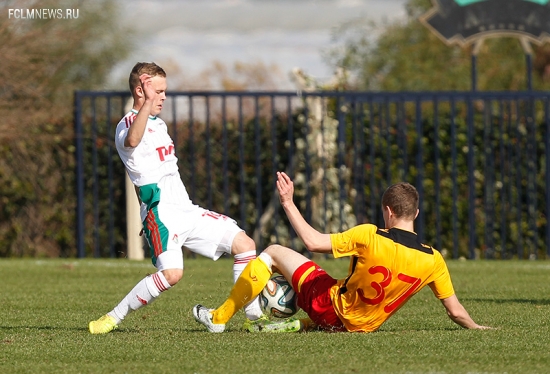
{"left": 139, "top": 73, "right": 156, "bottom": 102}
{"left": 276, "top": 171, "right": 294, "bottom": 207}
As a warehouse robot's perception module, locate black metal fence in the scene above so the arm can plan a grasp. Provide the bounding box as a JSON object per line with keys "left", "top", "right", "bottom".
{"left": 74, "top": 90, "right": 550, "bottom": 260}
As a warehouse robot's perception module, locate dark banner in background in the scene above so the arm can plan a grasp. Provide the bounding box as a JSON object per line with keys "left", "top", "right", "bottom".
{"left": 421, "top": 0, "right": 550, "bottom": 45}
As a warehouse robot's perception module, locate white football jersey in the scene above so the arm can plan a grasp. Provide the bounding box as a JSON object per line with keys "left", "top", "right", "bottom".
{"left": 115, "top": 110, "right": 198, "bottom": 220}
{"left": 115, "top": 110, "right": 179, "bottom": 186}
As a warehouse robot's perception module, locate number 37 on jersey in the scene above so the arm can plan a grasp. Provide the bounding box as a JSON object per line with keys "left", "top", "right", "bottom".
{"left": 357, "top": 265, "right": 422, "bottom": 314}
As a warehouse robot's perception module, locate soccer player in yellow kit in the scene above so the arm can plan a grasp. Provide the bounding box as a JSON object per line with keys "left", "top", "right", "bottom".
{"left": 193, "top": 172, "right": 491, "bottom": 333}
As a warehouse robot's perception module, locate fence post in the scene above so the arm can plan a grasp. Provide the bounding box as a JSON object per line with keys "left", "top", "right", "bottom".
{"left": 125, "top": 173, "right": 144, "bottom": 260}
{"left": 520, "top": 37, "right": 533, "bottom": 91}
{"left": 123, "top": 96, "right": 144, "bottom": 260}
{"left": 74, "top": 91, "right": 85, "bottom": 258}
{"left": 471, "top": 40, "right": 483, "bottom": 92}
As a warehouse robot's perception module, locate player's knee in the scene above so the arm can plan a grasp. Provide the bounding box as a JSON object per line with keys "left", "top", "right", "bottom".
{"left": 231, "top": 232, "right": 256, "bottom": 255}
{"left": 161, "top": 268, "right": 184, "bottom": 286}
{"left": 263, "top": 245, "right": 288, "bottom": 272}
{"left": 264, "top": 244, "right": 287, "bottom": 258}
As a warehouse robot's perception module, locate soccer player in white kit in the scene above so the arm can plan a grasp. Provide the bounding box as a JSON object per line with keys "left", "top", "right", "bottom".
{"left": 88, "top": 62, "right": 263, "bottom": 334}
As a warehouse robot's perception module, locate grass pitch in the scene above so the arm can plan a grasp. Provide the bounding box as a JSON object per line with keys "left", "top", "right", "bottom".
{"left": 1, "top": 258, "right": 549, "bottom": 373}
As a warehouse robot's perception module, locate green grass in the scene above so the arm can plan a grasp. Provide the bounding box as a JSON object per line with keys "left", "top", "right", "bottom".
{"left": 1, "top": 258, "right": 550, "bottom": 373}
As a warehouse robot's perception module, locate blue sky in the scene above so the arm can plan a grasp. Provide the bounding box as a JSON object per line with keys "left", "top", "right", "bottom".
{"left": 113, "top": 0, "right": 408, "bottom": 89}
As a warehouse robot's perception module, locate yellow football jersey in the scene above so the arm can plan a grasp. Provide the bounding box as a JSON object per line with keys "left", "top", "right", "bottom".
{"left": 329, "top": 224, "right": 455, "bottom": 332}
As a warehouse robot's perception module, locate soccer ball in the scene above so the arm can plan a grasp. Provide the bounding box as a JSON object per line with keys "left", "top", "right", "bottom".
{"left": 259, "top": 275, "right": 300, "bottom": 318}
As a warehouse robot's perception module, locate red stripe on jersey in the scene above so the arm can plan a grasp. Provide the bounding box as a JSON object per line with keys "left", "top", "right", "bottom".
{"left": 152, "top": 273, "right": 168, "bottom": 292}
{"left": 146, "top": 210, "right": 163, "bottom": 259}
{"left": 125, "top": 113, "right": 137, "bottom": 128}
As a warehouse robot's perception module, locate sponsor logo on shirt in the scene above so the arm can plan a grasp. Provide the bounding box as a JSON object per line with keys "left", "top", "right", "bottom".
{"left": 155, "top": 142, "right": 175, "bottom": 161}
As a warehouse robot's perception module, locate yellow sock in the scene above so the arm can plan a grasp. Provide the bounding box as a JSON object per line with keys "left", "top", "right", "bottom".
{"left": 212, "top": 256, "right": 272, "bottom": 324}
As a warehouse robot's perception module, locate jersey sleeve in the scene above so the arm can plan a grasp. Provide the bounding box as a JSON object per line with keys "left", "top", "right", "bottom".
{"left": 330, "top": 224, "right": 376, "bottom": 259}
{"left": 115, "top": 125, "right": 128, "bottom": 149}
{"left": 427, "top": 251, "right": 455, "bottom": 299}
{"left": 115, "top": 112, "right": 137, "bottom": 150}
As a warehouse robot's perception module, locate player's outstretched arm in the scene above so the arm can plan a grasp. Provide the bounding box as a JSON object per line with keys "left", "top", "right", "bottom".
{"left": 440, "top": 295, "right": 492, "bottom": 330}
{"left": 276, "top": 171, "right": 331, "bottom": 253}
{"left": 125, "top": 74, "right": 157, "bottom": 148}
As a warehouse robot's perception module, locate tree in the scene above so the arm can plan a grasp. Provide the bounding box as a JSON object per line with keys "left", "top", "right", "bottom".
{"left": 0, "top": 0, "right": 133, "bottom": 256}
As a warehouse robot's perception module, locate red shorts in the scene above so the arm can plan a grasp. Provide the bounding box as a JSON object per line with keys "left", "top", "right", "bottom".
{"left": 291, "top": 261, "right": 346, "bottom": 332}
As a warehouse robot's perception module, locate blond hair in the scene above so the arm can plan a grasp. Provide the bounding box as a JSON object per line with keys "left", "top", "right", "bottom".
{"left": 128, "top": 62, "right": 166, "bottom": 93}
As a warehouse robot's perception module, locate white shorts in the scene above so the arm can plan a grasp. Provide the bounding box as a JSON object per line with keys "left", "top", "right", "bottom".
{"left": 145, "top": 204, "right": 243, "bottom": 271}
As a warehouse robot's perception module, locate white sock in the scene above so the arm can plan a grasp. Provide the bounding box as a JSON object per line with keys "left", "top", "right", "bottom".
{"left": 108, "top": 271, "right": 171, "bottom": 324}
{"left": 258, "top": 252, "right": 273, "bottom": 269}
{"left": 234, "top": 250, "right": 264, "bottom": 320}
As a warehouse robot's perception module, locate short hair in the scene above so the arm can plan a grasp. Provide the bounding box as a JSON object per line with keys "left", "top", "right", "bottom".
{"left": 128, "top": 62, "right": 166, "bottom": 93}
{"left": 381, "top": 182, "right": 419, "bottom": 220}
